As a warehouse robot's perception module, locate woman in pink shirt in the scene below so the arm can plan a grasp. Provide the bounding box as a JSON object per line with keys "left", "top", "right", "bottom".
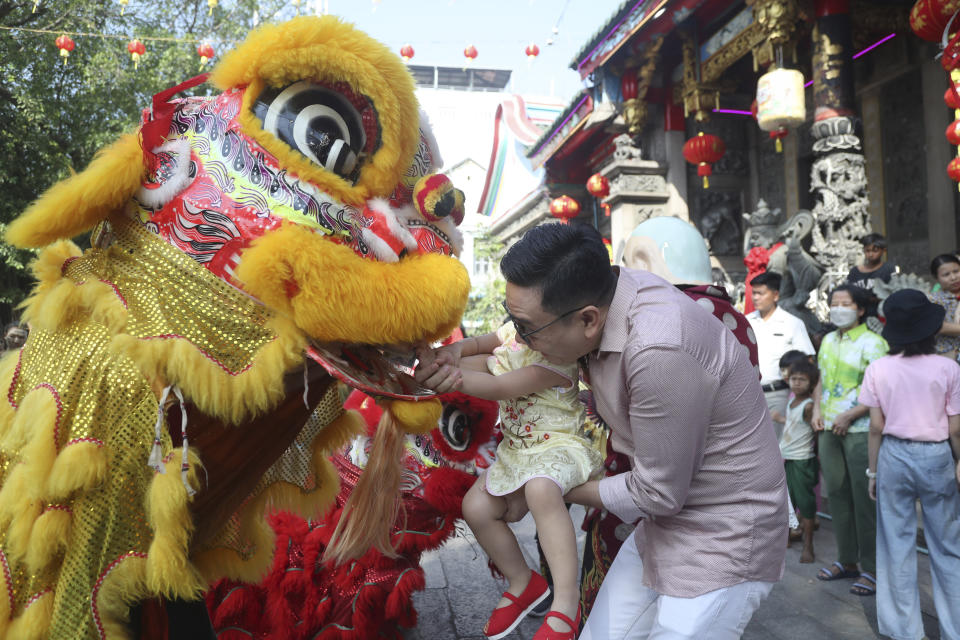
{"left": 859, "top": 289, "right": 960, "bottom": 640}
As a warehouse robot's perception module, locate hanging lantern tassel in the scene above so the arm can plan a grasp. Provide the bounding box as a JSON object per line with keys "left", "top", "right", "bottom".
{"left": 207, "top": 0, "right": 218, "bottom": 15}
{"left": 119, "top": 0, "right": 129, "bottom": 15}
{"left": 55, "top": 35, "right": 75, "bottom": 65}
{"left": 698, "top": 163, "right": 712, "bottom": 189}
{"left": 769, "top": 127, "right": 789, "bottom": 153}
{"left": 32, "top": 0, "right": 39, "bottom": 13}
{"left": 197, "top": 43, "right": 215, "bottom": 71}
{"left": 602, "top": 203, "right": 611, "bottom": 217}
{"left": 127, "top": 39, "right": 145, "bottom": 71}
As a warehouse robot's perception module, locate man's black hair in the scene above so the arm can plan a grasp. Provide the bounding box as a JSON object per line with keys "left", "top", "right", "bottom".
{"left": 750, "top": 271, "right": 782, "bottom": 292}
{"left": 500, "top": 223, "right": 616, "bottom": 315}
{"left": 788, "top": 359, "right": 820, "bottom": 388}
{"left": 859, "top": 233, "right": 887, "bottom": 249}
{"left": 828, "top": 283, "right": 871, "bottom": 314}
{"left": 778, "top": 349, "right": 809, "bottom": 370}
{"left": 888, "top": 334, "right": 937, "bottom": 357}
{"left": 930, "top": 253, "right": 960, "bottom": 278}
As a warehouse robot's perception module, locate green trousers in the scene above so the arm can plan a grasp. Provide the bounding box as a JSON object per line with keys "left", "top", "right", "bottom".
{"left": 818, "top": 430, "right": 876, "bottom": 574}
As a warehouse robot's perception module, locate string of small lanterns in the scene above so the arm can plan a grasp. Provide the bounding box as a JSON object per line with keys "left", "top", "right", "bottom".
{"left": 1, "top": 25, "right": 217, "bottom": 70}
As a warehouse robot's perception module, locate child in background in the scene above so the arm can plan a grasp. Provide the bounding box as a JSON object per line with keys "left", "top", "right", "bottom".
{"left": 417, "top": 321, "right": 602, "bottom": 640}
{"left": 770, "top": 350, "right": 812, "bottom": 426}
{"left": 781, "top": 359, "right": 820, "bottom": 563}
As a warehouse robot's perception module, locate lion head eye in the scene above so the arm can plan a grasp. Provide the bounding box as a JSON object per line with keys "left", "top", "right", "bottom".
{"left": 253, "top": 81, "right": 372, "bottom": 183}
{"left": 440, "top": 405, "right": 471, "bottom": 451}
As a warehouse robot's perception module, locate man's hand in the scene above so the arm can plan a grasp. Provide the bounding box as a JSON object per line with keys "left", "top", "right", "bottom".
{"left": 811, "top": 407, "right": 824, "bottom": 432}
{"left": 868, "top": 477, "right": 877, "bottom": 501}
{"left": 956, "top": 459, "right": 960, "bottom": 485}
{"left": 414, "top": 343, "right": 464, "bottom": 393}
{"left": 832, "top": 411, "right": 852, "bottom": 437}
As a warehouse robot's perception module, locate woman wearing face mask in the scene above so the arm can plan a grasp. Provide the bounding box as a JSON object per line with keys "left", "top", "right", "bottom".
{"left": 928, "top": 254, "right": 960, "bottom": 361}
{"left": 811, "top": 285, "right": 888, "bottom": 596}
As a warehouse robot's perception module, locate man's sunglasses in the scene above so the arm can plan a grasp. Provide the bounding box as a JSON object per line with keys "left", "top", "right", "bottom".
{"left": 501, "top": 301, "right": 588, "bottom": 343}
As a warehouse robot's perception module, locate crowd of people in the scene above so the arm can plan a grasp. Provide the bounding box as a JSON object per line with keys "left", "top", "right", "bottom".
{"left": 746, "top": 232, "right": 960, "bottom": 640}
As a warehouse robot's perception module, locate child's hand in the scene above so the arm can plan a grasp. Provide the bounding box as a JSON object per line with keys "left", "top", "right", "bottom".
{"left": 771, "top": 410, "right": 785, "bottom": 424}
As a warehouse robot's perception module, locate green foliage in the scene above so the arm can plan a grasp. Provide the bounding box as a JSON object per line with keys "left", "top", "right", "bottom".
{"left": 0, "top": 0, "right": 297, "bottom": 322}
{"left": 462, "top": 225, "right": 507, "bottom": 336}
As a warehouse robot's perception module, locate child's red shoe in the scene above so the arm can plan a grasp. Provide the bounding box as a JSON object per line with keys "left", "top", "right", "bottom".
{"left": 532, "top": 606, "right": 581, "bottom": 640}
{"left": 483, "top": 571, "right": 551, "bottom": 639}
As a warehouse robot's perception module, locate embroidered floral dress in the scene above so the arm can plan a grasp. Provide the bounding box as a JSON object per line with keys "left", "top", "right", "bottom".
{"left": 484, "top": 323, "right": 603, "bottom": 496}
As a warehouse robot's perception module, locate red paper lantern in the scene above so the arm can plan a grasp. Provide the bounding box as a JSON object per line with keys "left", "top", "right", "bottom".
{"left": 948, "top": 156, "right": 960, "bottom": 182}
{"left": 910, "top": 0, "right": 958, "bottom": 42}
{"left": 525, "top": 43, "right": 540, "bottom": 60}
{"left": 621, "top": 70, "right": 638, "bottom": 100}
{"left": 464, "top": 45, "right": 478, "bottom": 64}
{"left": 55, "top": 34, "right": 75, "bottom": 64}
{"left": 947, "top": 120, "right": 960, "bottom": 145}
{"left": 127, "top": 39, "right": 145, "bottom": 70}
{"left": 682, "top": 132, "right": 726, "bottom": 189}
{"left": 197, "top": 43, "right": 216, "bottom": 69}
{"left": 586, "top": 173, "right": 610, "bottom": 199}
{"left": 946, "top": 86, "right": 960, "bottom": 109}
{"left": 400, "top": 44, "right": 414, "bottom": 62}
{"left": 549, "top": 195, "right": 580, "bottom": 224}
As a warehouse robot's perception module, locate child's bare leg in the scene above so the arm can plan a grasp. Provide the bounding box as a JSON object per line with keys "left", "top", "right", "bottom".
{"left": 460, "top": 354, "right": 490, "bottom": 372}
{"left": 525, "top": 477, "right": 578, "bottom": 632}
{"left": 462, "top": 476, "right": 531, "bottom": 606}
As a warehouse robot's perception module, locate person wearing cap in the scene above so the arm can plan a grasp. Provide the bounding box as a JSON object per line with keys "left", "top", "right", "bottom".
{"left": 859, "top": 289, "right": 960, "bottom": 640}
{"left": 746, "top": 271, "right": 815, "bottom": 440}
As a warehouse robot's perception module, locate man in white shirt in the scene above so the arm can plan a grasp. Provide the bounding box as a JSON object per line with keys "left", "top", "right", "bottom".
{"left": 746, "top": 271, "right": 815, "bottom": 439}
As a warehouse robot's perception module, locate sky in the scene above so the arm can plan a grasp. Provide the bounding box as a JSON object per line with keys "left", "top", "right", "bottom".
{"left": 316, "top": 0, "right": 629, "bottom": 104}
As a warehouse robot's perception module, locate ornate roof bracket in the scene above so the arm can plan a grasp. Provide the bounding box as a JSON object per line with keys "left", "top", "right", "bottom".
{"left": 678, "top": 31, "right": 721, "bottom": 122}
{"left": 622, "top": 36, "right": 665, "bottom": 137}
{"left": 747, "top": 0, "right": 805, "bottom": 70}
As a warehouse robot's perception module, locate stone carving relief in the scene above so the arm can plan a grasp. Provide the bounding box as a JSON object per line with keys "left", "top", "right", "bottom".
{"left": 610, "top": 173, "right": 666, "bottom": 195}
{"left": 700, "top": 201, "right": 742, "bottom": 256}
{"left": 612, "top": 134, "right": 643, "bottom": 162}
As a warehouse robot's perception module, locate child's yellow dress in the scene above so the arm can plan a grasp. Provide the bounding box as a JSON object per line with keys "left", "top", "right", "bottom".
{"left": 484, "top": 323, "right": 603, "bottom": 496}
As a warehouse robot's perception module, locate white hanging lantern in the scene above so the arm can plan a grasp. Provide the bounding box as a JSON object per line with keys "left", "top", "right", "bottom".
{"left": 756, "top": 68, "right": 805, "bottom": 152}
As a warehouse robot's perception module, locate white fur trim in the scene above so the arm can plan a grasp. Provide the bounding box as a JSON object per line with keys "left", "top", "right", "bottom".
{"left": 367, "top": 198, "right": 419, "bottom": 252}
{"left": 418, "top": 109, "right": 443, "bottom": 171}
{"left": 434, "top": 217, "right": 464, "bottom": 257}
{"left": 361, "top": 228, "right": 400, "bottom": 263}
{"left": 136, "top": 139, "right": 194, "bottom": 209}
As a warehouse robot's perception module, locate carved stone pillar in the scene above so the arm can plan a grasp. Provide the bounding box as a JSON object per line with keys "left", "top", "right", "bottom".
{"left": 808, "top": 0, "right": 871, "bottom": 311}
{"left": 599, "top": 135, "right": 675, "bottom": 262}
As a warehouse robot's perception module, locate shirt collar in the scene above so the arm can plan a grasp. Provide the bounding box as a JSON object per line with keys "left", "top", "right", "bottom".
{"left": 839, "top": 322, "right": 868, "bottom": 341}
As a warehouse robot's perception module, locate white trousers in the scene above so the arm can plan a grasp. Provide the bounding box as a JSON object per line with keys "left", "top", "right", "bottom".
{"left": 579, "top": 532, "right": 773, "bottom": 639}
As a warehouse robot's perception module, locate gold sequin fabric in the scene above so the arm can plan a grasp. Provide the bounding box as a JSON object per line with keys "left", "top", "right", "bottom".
{"left": 0, "top": 214, "right": 336, "bottom": 638}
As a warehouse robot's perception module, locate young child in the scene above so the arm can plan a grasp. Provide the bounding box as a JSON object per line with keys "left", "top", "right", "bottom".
{"left": 417, "top": 322, "right": 602, "bottom": 640}
{"left": 770, "top": 349, "right": 811, "bottom": 426}
{"left": 781, "top": 359, "right": 820, "bottom": 563}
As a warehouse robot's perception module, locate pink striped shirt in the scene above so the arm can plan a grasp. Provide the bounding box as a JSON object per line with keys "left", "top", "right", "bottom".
{"left": 590, "top": 268, "right": 787, "bottom": 597}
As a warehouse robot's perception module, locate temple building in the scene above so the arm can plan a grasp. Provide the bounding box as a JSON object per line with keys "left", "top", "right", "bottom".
{"left": 488, "top": 0, "right": 955, "bottom": 305}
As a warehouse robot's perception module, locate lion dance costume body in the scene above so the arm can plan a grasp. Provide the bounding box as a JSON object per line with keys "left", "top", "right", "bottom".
{"left": 0, "top": 16, "right": 470, "bottom": 639}
{"left": 206, "top": 390, "right": 499, "bottom": 638}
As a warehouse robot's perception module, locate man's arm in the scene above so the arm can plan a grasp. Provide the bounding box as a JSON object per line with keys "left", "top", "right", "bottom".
{"left": 792, "top": 316, "right": 816, "bottom": 355}
{"left": 594, "top": 345, "right": 718, "bottom": 523}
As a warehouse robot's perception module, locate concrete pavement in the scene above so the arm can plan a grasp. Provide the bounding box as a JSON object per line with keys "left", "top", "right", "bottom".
{"left": 402, "top": 506, "right": 942, "bottom": 640}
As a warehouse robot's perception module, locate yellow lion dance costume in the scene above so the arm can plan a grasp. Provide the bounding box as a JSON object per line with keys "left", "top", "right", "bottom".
{"left": 0, "top": 16, "right": 469, "bottom": 639}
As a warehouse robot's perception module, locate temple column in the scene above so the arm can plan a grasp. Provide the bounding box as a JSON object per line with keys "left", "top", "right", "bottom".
{"left": 808, "top": 0, "right": 871, "bottom": 293}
